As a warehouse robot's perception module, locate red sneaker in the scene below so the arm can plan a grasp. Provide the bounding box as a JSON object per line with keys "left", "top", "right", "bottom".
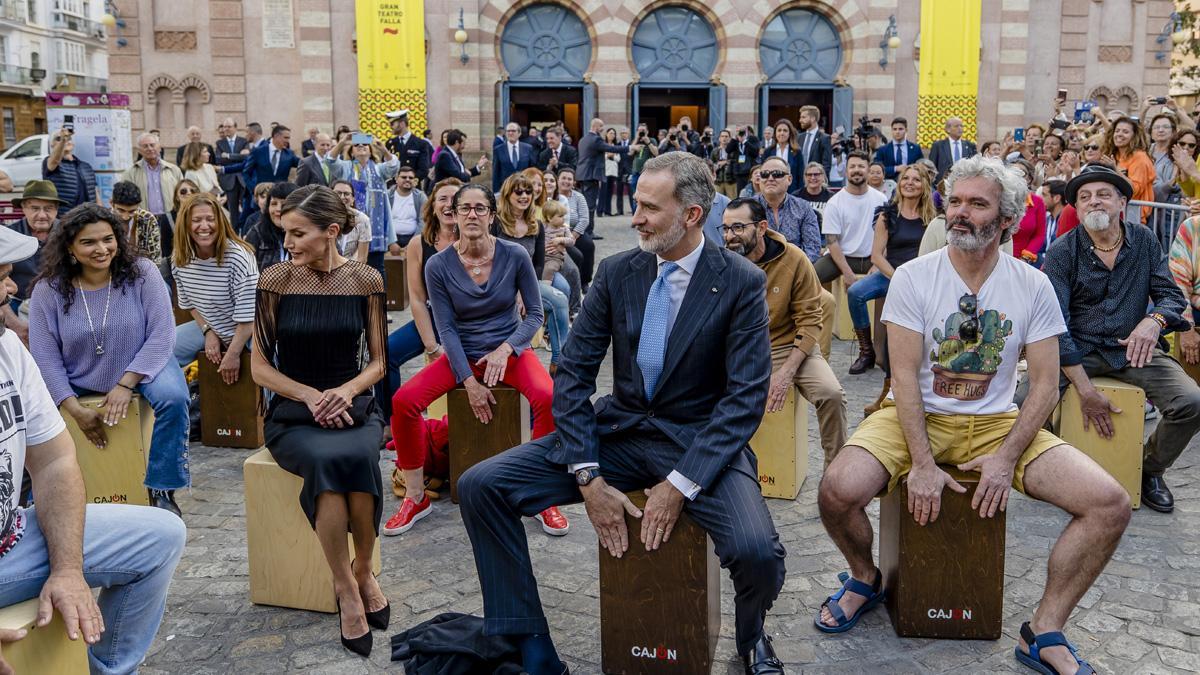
{"left": 382, "top": 496, "right": 431, "bottom": 536}
{"left": 534, "top": 506, "right": 569, "bottom": 536}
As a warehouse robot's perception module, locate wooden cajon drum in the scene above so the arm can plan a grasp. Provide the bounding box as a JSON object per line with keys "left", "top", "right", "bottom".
{"left": 599, "top": 491, "right": 720, "bottom": 674}
{"left": 0, "top": 598, "right": 90, "bottom": 674}
{"left": 60, "top": 394, "right": 154, "bottom": 507}
{"left": 197, "top": 350, "right": 263, "bottom": 448}
{"left": 833, "top": 274, "right": 873, "bottom": 341}
{"left": 750, "top": 386, "right": 809, "bottom": 499}
{"left": 384, "top": 255, "right": 409, "bottom": 311}
{"left": 879, "top": 466, "right": 1005, "bottom": 639}
{"left": 244, "top": 448, "right": 381, "bottom": 613}
{"left": 1172, "top": 329, "right": 1200, "bottom": 387}
{"left": 447, "top": 384, "right": 531, "bottom": 503}
{"left": 1055, "top": 377, "right": 1145, "bottom": 508}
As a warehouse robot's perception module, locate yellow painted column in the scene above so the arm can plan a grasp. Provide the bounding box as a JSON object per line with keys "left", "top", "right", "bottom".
{"left": 916, "top": 0, "right": 982, "bottom": 147}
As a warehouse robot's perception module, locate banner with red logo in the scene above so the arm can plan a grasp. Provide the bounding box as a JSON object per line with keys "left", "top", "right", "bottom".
{"left": 356, "top": 0, "right": 428, "bottom": 138}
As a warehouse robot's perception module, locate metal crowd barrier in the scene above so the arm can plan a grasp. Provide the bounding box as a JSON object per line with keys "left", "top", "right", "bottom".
{"left": 1126, "top": 200, "right": 1190, "bottom": 254}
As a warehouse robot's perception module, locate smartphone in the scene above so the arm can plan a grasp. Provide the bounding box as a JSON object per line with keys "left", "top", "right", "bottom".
{"left": 1014, "top": 127, "right": 1025, "bottom": 142}
{"left": 1035, "top": 139, "right": 1044, "bottom": 155}
{"left": 1056, "top": 89, "right": 1068, "bottom": 105}
{"left": 63, "top": 114, "right": 75, "bottom": 132}
{"left": 1075, "top": 100, "right": 1097, "bottom": 124}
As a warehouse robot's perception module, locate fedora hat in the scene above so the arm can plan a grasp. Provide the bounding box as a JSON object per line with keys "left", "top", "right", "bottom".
{"left": 12, "top": 180, "right": 64, "bottom": 209}
{"left": 1065, "top": 164, "right": 1133, "bottom": 205}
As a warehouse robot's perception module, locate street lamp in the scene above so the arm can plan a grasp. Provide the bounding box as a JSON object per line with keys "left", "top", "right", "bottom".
{"left": 1157, "top": 11, "right": 1189, "bottom": 62}
{"left": 879, "top": 16, "right": 900, "bottom": 69}
{"left": 455, "top": 8, "right": 469, "bottom": 65}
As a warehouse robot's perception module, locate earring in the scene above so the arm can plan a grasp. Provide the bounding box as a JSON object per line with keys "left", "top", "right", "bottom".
{"left": 69, "top": 254, "right": 77, "bottom": 265}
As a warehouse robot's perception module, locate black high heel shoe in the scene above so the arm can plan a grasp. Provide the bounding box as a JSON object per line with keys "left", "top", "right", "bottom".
{"left": 352, "top": 559, "right": 391, "bottom": 630}
{"left": 336, "top": 599, "right": 372, "bottom": 657}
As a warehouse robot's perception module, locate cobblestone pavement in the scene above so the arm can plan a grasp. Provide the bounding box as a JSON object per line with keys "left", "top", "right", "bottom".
{"left": 143, "top": 217, "right": 1200, "bottom": 674}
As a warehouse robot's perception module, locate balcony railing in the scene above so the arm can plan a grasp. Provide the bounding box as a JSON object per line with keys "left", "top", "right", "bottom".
{"left": 52, "top": 12, "right": 104, "bottom": 39}
{"left": 0, "top": 65, "right": 44, "bottom": 87}
{"left": 0, "top": 2, "right": 28, "bottom": 23}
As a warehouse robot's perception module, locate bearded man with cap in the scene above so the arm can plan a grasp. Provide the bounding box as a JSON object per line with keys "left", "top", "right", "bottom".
{"left": 1038, "top": 164, "right": 1199, "bottom": 513}
{"left": 0, "top": 226, "right": 186, "bottom": 675}
{"left": 2, "top": 180, "right": 64, "bottom": 341}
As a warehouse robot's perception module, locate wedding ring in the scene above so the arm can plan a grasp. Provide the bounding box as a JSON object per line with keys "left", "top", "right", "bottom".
{"left": 655, "top": 527, "right": 665, "bottom": 533}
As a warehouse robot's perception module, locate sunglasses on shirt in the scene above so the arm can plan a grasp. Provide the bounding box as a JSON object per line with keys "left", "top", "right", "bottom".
{"left": 958, "top": 293, "right": 981, "bottom": 343}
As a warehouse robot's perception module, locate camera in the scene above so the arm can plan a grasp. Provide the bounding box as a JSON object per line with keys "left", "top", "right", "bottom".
{"left": 1155, "top": 96, "right": 1168, "bottom": 105}
{"left": 680, "top": 124, "right": 689, "bottom": 133}
{"left": 834, "top": 115, "right": 881, "bottom": 154}
{"left": 668, "top": 133, "right": 677, "bottom": 142}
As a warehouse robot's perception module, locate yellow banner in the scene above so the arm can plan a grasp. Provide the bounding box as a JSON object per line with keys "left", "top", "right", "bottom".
{"left": 916, "top": 0, "right": 981, "bottom": 147}
{"left": 356, "top": 0, "right": 428, "bottom": 139}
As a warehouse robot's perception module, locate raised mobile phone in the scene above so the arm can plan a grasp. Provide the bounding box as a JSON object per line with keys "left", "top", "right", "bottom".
{"left": 1013, "top": 127, "right": 1025, "bottom": 142}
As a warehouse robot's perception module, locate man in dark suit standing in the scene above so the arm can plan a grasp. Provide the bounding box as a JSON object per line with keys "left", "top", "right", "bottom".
{"left": 213, "top": 117, "right": 248, "bottom": 227}
{"left": 797, "top": 105, "right": 832, "bottom": 177}
{"left": 300, "top": 127, "right": 318, "bottom": 157}
{"left": 433, "top": 128, "right": 489, "bottom": 183}
{"left": 493, "top": 122, "right": 535, "bottom": 192}
{"left": 873, "top": 117, "right": 923, "bottom": 180}
{"left": 727, "top": 126, "right": 760, "bottom": 195}
{"left": 295, "top": 132, "right": 333, "bottom": 187}
{"left": 536, "top": 127, "right": 577, "bottom": 172}
{"left": 174, "top": 126, "right": 215, "bottom": 168}
{"left": 384, "top": 110, "right": 431, "bottom": 178}
{"left": 927, "top": 116, "right": 976, "bottom": 186}
{"left": 241, "top": 124, "right": 300, "bottom": 221}
{"left": 577, "top": 118, "right": 627, "bottom": 239}
{"left": 458, "top": 152, "right": 787, "bottom": 675}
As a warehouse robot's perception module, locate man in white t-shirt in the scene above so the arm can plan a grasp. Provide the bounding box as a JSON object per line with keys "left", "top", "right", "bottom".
{"left": 813, "top": 150, "right": 888, "bottom": 286}
{"left": 0, "top": 227, "right": 186, "bottom": 674}
{"left": 814, "top": 156, "right": 1130, "bottom": 675}
{"left": 388, "top": 164, "right": 427, "bottom": 249}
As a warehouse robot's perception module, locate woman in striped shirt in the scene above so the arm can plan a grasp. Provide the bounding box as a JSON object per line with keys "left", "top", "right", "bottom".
{"left": 170, "top": 192, "right": 258, "bottom": 384}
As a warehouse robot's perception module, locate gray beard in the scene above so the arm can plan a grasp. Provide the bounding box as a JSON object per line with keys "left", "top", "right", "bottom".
{"left": 638, "top": 214, "right": 688, "bottom": 255}
{"left": 1083, "top": 210, "right": 1113, "bottom": 232}
{"left": 946, "top": 217, "right": 1002, "bottom": 253}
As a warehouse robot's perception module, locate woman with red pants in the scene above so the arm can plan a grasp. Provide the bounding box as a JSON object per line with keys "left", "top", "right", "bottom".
{"left": 383, "top": 183, "right": 569, "bottom": 536}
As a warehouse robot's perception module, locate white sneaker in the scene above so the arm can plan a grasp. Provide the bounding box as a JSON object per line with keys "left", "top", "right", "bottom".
{"left": 1145, "top": 401, "right": 1159, "bottom": 421}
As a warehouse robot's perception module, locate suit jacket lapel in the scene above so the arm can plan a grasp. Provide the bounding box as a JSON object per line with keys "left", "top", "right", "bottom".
{"left": 657, "top": 241, "right": 726, "bottom": 391}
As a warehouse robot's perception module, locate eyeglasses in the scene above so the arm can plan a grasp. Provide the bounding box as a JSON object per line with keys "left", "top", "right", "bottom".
{"left": 804, "top": 173, "right": 823, "bottom": 178}
{"left": 455, "top": 205, "right": 491, "bottom": 216}
{"left": 958, "top": 293, "right": 980, "bottom": 343}
{"left": 1083, "top": 145, "right": 1100, "bottom": 151}
{"left": 718, "top": 222, "right": 756, "bottom": 235}
{"left": 513, "top": 188, "right": 533, "bottom": 196}
{"left": 760, "top": 170, "right": 789, "bottom": 180}
{"left": 334, "top": 191, "right": 355, "bottom": 199}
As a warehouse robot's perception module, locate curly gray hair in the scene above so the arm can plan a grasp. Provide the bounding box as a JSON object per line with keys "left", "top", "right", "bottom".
{"left": 943, "top": 155, "right": 1030, "bottom": 242}
{"left": 641, "top": 151, "right": 715, "bottom": 225}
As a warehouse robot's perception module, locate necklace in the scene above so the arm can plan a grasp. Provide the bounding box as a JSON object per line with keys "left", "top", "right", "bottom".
{"left": 78, "top": 276, "right": 113, "bottom": 356}
{"left": 457, "top": 240, "right": 494, "bottom": 276}
{"left": 1093, "top": 229, "right": 1124, "bottom": 253}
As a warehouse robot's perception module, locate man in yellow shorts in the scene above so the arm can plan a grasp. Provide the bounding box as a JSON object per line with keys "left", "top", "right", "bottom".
{"left": 815, "top": 155, "right": 1131, "bottom": 675}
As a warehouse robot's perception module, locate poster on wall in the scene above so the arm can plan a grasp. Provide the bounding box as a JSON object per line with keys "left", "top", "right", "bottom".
{"left": 45, "top": 92, "right": 133, "bottom": 173}
{"left": 262, "top": 0, "right": 295, "bottom": 49}
{"left": 356, "top": 0, "right": 427, "bottom": 139}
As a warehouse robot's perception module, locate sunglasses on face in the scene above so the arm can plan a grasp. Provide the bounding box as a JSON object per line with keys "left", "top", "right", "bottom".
{"left": 513, "top": 188, "right": 533, "bottom": 196}
{"left": 760, "top": 170, "right": 789, "bottom": 180}
{"left": 1179, "top": 142, "right": 1198, "bottom": 149}
{"left": 805, "top": 173, "right": 823, "bottom": 178}
{"left": 179, "top": 189, "right": 198, "bottom": 196}
{"left": 1084, "top": 145, "right": 1100, "bottom": 151}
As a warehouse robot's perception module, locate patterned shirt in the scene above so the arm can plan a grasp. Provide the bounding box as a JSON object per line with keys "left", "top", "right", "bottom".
{"left": 1044, "top": 220, "right": 1189, "bottom": 369}
{"left": 127, "top": 208, "right": 163, "bottom": 265}
{"left": 755, "top": 193, "right": 821, "bottom": 262}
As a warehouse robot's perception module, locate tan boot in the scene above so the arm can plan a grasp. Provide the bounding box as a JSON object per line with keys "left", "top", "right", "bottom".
{"left": 864, "top": 378, "right": 891, "bottom": 417}
{"left": 392, "top": 468, "right": 443, "bottom": 501}
{"left": 848, "top": 327, "right": 876, "bottom": 374}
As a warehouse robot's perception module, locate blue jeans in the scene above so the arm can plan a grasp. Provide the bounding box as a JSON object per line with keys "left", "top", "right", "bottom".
{"left": 847, "top": 271, "right": 891, "bottom": 329}
{"left": 72, "top": 363, "right": 192, "bottom": 491}
{"left": 174, "top": 321, "right": 252, "bottom": 366}
{"left": 540, "top": 281, "right": 570, "bottom": 364}
{"left": 387, "top": 319, "right": 426, "bottom": 404}
{"left": 0, "top": 504, "right": 186, "bottom": 675}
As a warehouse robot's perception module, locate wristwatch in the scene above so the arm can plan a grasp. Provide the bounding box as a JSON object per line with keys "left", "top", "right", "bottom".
{"left": 574, "top": 467, "right": 601, "bottom": 486}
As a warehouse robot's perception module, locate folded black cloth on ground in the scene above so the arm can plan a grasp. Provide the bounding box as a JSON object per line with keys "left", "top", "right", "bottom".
{"left": 391, "top": 612, "right": 524, "bottom": 675}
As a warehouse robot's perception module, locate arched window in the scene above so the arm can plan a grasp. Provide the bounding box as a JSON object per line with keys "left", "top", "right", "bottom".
{"left": 759, "top": 9, "right": 843, "bottom": 83}
{"left": 499, "top": 4, "right": 592, "bottom": 82}
{"left": 631, "top": 6, "right": 717, "bottom": 83}
{"left": 154, "top": 86, "right": 173, "bottom": 130}
{"left": 183, "top": 86, "right": 204, "bottom": 128}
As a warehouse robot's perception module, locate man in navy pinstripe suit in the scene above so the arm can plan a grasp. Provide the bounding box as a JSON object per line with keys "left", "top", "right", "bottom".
{"left": 458, "top": 153, "right": 787, "bottom": 675}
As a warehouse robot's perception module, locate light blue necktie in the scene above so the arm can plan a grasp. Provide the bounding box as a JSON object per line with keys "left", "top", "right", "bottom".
{"left": 637, "top": 261, "right": 679, "bottom": 400}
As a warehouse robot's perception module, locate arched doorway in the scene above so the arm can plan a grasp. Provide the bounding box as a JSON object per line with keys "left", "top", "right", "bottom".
{"left": 757, "top": 8, "right": 851, "bottom": 137}
{"left": 498, "top": 3, "right": 594, "bottom": 142}
{"left": 630, "top": 5, "right": 724, "bottom": 136}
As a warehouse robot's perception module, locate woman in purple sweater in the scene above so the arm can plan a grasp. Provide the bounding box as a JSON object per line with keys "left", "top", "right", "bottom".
{"left": 29, "top": 203, "right": 190, "bottom": 516}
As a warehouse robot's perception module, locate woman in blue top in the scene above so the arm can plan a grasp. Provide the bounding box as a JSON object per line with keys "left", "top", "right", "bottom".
{"left": 384, "top": 184, "right": 568, "bottom": 537}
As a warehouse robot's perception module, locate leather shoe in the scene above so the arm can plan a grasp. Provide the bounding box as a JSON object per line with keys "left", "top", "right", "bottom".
{"left": 1141, "top": 474, "right": 1174, "bottom": 513}
{"left": 743, "top": 633, "right": 785, "bottom": 674}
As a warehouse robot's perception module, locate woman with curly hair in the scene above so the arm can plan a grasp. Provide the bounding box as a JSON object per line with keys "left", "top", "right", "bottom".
{"left": 28, "top": 203, "right": 189, "bottom": 516}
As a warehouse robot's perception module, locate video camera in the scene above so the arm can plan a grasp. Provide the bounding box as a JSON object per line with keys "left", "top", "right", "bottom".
{"left": 834, "top": 115, "right": 881, "bottom": 154}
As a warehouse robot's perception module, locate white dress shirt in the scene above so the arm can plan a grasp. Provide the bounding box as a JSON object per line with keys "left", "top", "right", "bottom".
{"left": 569, "top": 237, "right": 706, "bottom": 500}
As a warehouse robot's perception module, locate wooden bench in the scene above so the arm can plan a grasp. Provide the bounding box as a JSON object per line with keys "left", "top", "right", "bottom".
{"left": 60, "top": 394, "right": 154, "bottom": 507}
{"left": 879, "top": 466, "right": 1005, "bottom": 640}
{"left": 1054, "top": 376, "right": 1145, "bottom": 509}
{"left": 244, "top": 448, "right": 381, "bottom": 612}
{"left": 832, "top": 274, "right": 873, "bottom": 341}
{"left": 447, "top": 384, "right": 530, "bottom": 503}
{"left": 599, "top": 491, "right": 720, "bottom": 673}
{"left": 384, "top": 255, "right": 409, "bottom": 311}
{"left": 0, "top": 598, "right": 91, "bottom": 674}
{"left": 750, "top": 386, "right": 809, "bottom": 500}
{"left": 197, "top": 350, "right": 263, "bottom": 449}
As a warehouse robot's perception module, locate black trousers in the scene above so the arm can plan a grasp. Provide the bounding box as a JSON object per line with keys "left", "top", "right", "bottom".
{"left": 572, "top": 232, "right": 595, "bottom": 288}
{"left": 578, "top": 179, "right": 600, "bottom": 235}
{"left": 458, "top": 432, "right": 786, "bottom": 656}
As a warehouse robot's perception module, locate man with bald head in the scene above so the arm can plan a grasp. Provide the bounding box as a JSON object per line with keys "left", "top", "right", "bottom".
{"left": 214, "top": 117, "right": 249, "bottom": 225}
{"left": 120, "top": 132, "right": 183, "bottom": 215}
{"left": 296, "top": 133, "right": 335, "bottom": 187}
{"left": 174, "top": 125, "right": 214, "bottom": 168}
{"left": 493, "top": 121, "right": 534, "bottom": 192}
{"left": 577, "top": 117, "right": 628, "bottom": 239}
{"left": 929, "top": 116, "right": 976, "bottom": 186}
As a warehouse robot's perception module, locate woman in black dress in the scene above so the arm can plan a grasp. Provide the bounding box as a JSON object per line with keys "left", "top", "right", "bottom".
{"left": 250, "top": 184, "right": 389, "bottom": 657}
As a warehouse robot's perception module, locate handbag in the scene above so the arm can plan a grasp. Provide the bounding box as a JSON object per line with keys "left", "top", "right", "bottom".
{"left": 271, "top": 395, "right": 374, "bottom": 428}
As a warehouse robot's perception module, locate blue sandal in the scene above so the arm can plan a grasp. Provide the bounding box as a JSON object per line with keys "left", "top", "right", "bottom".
{"left": 1015, "top": 621, "right": 1096, "bottom": 674}
{"left": 813, "top": 568, "right": 885, "bottom": 634}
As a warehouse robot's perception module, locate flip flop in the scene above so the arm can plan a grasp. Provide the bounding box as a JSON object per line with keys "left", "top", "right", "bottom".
{"left": 1014, "top": 621, "right": 1096, "bottom": 675}
{"left": 813, "top": 568, "right": 885, "bottom": 634}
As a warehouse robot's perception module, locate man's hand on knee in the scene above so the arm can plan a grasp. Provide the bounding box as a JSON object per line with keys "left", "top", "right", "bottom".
{"left": 958, "top": 453, "right": 1016, "bottom": 518}
{"left": 906, "top": 463, "right": 966, "bottom": 526}
{"left": 641, "top": 480, "right": 684, "bottom": 552}
{"left": 39, "top": 572, "right": 103, "bottom": 644}
{"left": 581, "top": 477, "right": 642, "bottom": 559}
{"left": 0, "top": 627, "right": 28, "bottom": 675}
